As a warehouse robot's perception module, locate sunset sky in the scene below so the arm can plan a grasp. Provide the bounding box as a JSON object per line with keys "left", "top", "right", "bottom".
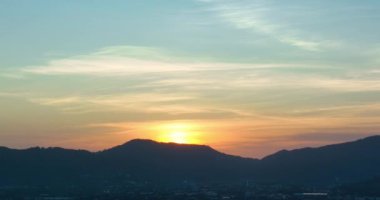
{"left": 1, "top": 0, "right": 380, "bottom": 158}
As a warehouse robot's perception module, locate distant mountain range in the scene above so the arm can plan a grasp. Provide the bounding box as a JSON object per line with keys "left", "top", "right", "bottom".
{"left": 0, "top": 136, "right": 379, "bottom": 187}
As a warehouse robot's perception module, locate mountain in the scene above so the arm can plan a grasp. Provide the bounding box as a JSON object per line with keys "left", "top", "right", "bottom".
{"left": 0, "top": 139, "right": 257, "bottom": 187}
{"left": 0, "top": 146, "right": 94, "bottom": 186}
{"left": 96, "top": 139, "right": 258, "bottom": 182}
{"left": 0, "top": 136, "right": 379, "bottom": 187}
{"left": 259, "top": 135, "right": 380, "bottom": 184}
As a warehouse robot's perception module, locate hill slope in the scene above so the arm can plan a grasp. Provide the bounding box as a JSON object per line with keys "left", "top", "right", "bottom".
{"left": 260, "top": 136, "right": 380, "bottom": 184}
{"left": 0, "top": 139, "right": 257, "bottom": 186}
{"left": 0, "top": 136, "right": 379, "bottom": 186}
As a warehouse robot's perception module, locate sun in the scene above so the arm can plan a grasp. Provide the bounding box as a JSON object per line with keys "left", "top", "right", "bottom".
{"left": 159, "top": 131, "right": 195, "bottom": 144}
{"left": 156, "top": 123, "right": 200, "bottom": 144}
{"left": 167, "top": 131, "right": 187, "bottom": 144}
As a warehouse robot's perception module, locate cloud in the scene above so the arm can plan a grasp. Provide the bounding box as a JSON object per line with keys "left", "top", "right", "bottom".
{"left": 24, "top": 55, "right": 184, "bottom": 76}
{"left": 0, "top": 92, "right": 29, "bottom": 97}
{"left": 19, "top": 45, "right": 380, "bottom": 92}
{"left": 289, "top": 103, "right": 380, "bottom": 117}
{"left": 197, "top": 0, "right": 336, "bottom": 51}
{"left": 23, "top": 45, "right": 301, "bottom": 76}
{"left": 28, "top": 93, "right": 252, "bottom": 120}
{"left": 287, "top": 132, "right": 376, "bottom": 143}
{"left": 14, "top": 45, "right": 380, "bottom": 131}
{"left": 0, "top": 68, "right": 27, "bottom": 79}
{"left": 30, "top": 93, "right": 196, "bottom": 113}
{"left": 22, "top": 46, "right": 186, "bottom": 76}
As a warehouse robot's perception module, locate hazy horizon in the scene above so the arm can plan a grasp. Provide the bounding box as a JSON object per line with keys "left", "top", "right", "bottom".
{"left": 1, "top": 134, "right": 378, "bottom": 159}
{"left": 1, "top": 0, "right": 380, "bottom": 158}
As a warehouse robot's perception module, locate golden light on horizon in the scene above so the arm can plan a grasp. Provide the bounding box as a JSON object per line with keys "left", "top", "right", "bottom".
{"left": 159, "top": 131, "right": 189, "bottom": 144}
{"left": 156, "top": 122, "right": 201, "bottom": 144}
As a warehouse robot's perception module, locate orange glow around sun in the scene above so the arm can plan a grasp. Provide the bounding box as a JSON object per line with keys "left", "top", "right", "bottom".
{"left": 156, "top": 123, "right": 200, "bottom": 144}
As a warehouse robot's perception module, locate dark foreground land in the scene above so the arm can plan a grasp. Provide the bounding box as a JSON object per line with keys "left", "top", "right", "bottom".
{"left": 1, "top": 136, "right": 380, "bottom": 199}
{"left": 1, "top": 180, "right": 380, "bottom": 200}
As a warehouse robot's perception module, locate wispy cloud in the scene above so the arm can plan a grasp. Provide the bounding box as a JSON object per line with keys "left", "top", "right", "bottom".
{"left": 0, "top": 91, "right": 30, "bottom": 97}
{"left": 28, "top": 93, "right": 252, "bottom": 119}
{"left": 19, "top": 45, "right": 380, "bottom": 92}
{"left": 11, "top": 44, "right": 380, "bottom": 158}
{"left": 197, "top": 0, "right": 336, "bottom": 51}
{"left": 22, "top": 46, "right": 299, "bottom": 76}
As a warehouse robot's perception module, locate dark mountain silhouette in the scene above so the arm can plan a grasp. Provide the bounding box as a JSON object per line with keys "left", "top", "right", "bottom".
{"left": 96, "top": 139, "right": 258, "bottom": 182}
{"left": 259, "top": 135, "right": 380, "bottom": 184}
{"left": 0, "top": 136, "right": 379, "bottom": 187}
{"left": 0, "top": 139, "right": 257, "bottom": 187}
{"left": 0, "top": 146, "right": 94, "bottom": 186}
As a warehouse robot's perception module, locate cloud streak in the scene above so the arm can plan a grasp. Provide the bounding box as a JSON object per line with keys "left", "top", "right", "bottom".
{"left": 6, "top": 44, "right": 380, "bottom": 158}
{"left": 20, "top": 45, "right": 380, "bottom": 92}
{"left": 197, "top": 0, "right": 335, "bottom": 51}
{"left": 23, "top": 46, "right": 300, "bottom": 76}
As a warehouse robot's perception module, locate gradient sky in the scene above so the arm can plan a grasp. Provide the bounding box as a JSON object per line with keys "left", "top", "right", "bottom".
{"left": 1, "top": 0, "right": 380, "bottom": 158}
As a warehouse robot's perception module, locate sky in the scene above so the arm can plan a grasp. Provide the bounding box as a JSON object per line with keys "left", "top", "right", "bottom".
{"left": 0, "top": 0, "right": 380, "bottom": 158}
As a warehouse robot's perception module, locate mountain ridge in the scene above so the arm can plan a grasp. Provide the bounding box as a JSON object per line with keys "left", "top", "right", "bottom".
{"left": 2, "top": 135, "right": 379, "bottom": 159}
{"left": 0, "top": 135, "right": 379, "bottom": 186}
{"left": 262, "top": 135, "right": 380, "bottom": 160}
